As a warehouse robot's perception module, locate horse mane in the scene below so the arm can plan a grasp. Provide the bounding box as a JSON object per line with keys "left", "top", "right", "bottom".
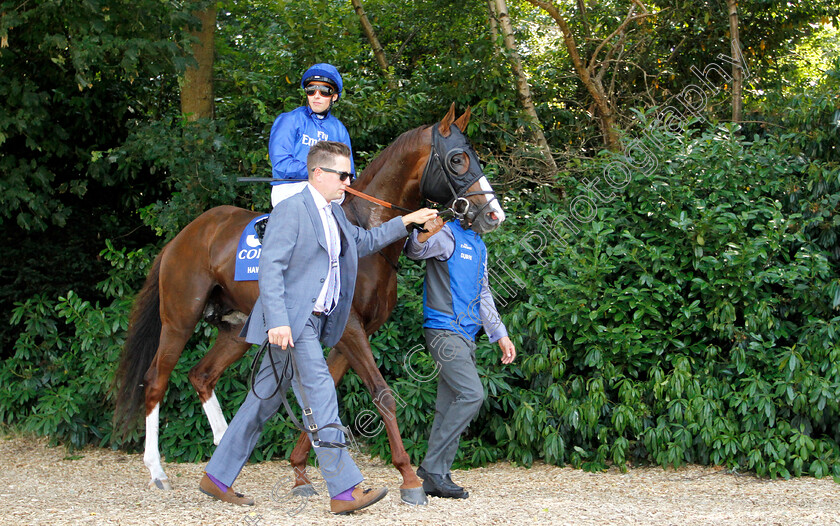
{"left": 352, "top": 124, "right": 431, "bottom": 190}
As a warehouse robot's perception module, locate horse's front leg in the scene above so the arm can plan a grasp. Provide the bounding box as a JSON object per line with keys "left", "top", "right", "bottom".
{"left": 331, "top": 317, "right": 427, "bottom": 505}
{"left": 288, "top": 348, "right": 352, "bottom": 497}
{"left": 365, "top": 378, "right": 426, "bottom": 505}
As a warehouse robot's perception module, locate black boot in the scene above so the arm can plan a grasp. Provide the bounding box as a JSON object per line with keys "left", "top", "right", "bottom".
{"left": 417, "top": 466, "right": 469, "bottom": 499}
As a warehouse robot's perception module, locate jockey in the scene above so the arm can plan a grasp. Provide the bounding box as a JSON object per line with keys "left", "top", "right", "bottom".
{"left": 268, "top": 63, "right": 355, "bottom": 206}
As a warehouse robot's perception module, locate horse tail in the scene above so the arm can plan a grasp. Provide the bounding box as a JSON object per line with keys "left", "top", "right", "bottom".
{"left": 112, "top": 251, "right": 163, "bottom": 440}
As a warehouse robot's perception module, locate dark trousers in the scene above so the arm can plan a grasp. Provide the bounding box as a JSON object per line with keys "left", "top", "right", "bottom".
{"left": 420, "top": 328, "right": 484, "bottom": 475}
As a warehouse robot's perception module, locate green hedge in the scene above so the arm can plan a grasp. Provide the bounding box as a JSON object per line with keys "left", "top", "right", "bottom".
{"left": 482, "top": 119, "right": 840, "bottom": 478}
{"left": 2, "top": 108, "right": 840, "bottom": 480}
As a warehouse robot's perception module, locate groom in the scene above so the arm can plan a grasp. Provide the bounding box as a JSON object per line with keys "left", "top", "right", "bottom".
{"left": 200, "top": 141, "right": 438, "bottom": 514}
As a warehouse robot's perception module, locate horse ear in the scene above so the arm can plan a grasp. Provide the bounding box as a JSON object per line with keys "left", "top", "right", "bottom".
{"left": 454, "top": 106, "right": 471, "bottom": 133}
{"left": 438, "top": 102, "right": 457, "bottom": 137}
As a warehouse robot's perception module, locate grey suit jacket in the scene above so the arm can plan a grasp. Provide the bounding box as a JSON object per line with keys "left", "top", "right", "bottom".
{"left": 241, "top": 186, "right": 408, "bottom": 347}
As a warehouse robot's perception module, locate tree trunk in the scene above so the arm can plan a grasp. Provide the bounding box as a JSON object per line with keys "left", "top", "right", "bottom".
{"left": 350, "top": 0, "right": 397, "bottom": 90}
{"left": 487, "top": 0, "right": 500, "bottom": 54}
{"left": 494, "top": 0, "right": 557, "bottom": 171}
{"left": 726, "top": 0, "right": 743, "bottom": 122}
{"left": 525, "top": 0, "right": 621, "bottom": 150}
{"left": 180, "top": 5, "right": 216, "bottom": 121}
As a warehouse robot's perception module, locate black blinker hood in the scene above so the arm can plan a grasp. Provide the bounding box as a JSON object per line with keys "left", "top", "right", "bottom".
{"left": 420, "top": 124, "right": 484, "bottom": 205}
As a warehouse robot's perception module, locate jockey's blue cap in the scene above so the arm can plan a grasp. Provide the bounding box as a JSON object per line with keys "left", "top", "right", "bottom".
{"left": 301, "top": 63, "right": 343, "bottom": 100}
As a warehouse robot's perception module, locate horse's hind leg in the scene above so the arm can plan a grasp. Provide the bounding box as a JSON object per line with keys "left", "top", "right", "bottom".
{"left": 143, "top": 322, "right": 197, "bottom": 490}
{"left": 334, "top": 321, "right": 426, "bottom": 505}
{"left": 188, "top": 324, "right": 251, "bottom": 445}
{"left": 143, "top": 256, "right": 215, "bottom": 489}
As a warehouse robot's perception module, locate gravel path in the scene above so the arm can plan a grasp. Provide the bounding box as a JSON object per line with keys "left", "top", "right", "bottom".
{"left": 3, "top": 435, "right": 839, "bottom": 525}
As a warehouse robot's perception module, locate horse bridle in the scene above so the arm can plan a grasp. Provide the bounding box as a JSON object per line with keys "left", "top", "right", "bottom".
{"left": 250, "top": 338, "right": 353, "bottom": 449}
{"left": 420, "top": 124, "right": 499, "bottom": 228}
{"left": 329, "top": 123, "right": 497, "bottom": 230}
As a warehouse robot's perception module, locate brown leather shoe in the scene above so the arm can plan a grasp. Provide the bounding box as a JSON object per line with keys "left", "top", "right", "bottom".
{"left": 330, "top": 486, "right": 388, "bottom": 515}
{"left": 199, "top": 474, "right": 255, "bottom": 506}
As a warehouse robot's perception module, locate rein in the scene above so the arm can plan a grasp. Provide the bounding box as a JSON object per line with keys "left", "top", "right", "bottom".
{"left": 343, "top": 186, "right": 414, "bottom": 213}
{"left": 237, "top": 177, "right": 421, "bottom": 215}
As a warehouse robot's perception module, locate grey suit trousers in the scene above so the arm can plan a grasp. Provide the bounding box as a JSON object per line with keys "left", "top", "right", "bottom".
{"left": 206, "top": 313, "right": 363, "bottom": 497}
{"left": 419, "top": 328, "right": 485, "bottom": 475}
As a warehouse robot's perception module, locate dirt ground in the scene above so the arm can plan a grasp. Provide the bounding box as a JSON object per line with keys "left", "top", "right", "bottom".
{"left": 2, "top": 434, "right": 840, "bottom": 525}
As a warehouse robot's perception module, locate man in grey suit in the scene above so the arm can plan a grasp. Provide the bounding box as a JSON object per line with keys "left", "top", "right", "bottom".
{"left": 199, "top": 141, "right": 438, "bottom": 514}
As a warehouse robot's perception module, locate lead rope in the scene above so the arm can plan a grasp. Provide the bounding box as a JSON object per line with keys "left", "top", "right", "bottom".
{"left": 249, "top": 339, "right": 353, "bottom": 449}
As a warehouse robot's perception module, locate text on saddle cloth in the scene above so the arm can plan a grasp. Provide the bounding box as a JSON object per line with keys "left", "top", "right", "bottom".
{"left": 234, "top": 214, "right": 269, "bottom": 281}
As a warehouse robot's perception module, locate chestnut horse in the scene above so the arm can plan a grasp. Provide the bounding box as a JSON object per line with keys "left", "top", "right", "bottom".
{"left": 112, "top": 105, "right": 505, "bottom": 505}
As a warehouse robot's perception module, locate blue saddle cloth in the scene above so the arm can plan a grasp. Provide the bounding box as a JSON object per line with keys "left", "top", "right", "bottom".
{"left": 234, "top": 214, "right": 269, "bottom": 281}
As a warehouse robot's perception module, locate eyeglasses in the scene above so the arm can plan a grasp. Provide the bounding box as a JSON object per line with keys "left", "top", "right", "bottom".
{"left": 304, "top": 85, "right": 336, "bottom": 97}
{"left": 319, "top": 166, "right": 355, "bottom": 182}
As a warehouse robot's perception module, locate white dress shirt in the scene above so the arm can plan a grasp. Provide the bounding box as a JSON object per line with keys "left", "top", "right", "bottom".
{"left": 306, "top": 184, "right": 341, "bottom": 313}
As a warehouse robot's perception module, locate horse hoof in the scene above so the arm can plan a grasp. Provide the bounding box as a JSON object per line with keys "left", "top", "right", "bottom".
{"left": 291, "top": 484, "right": 318, "bottom": 497}
{"left": 400, "top": 486, "right": 428, "bottom": 506}
{"left": 150, "top": 478, "right": 172, "bottom": 490}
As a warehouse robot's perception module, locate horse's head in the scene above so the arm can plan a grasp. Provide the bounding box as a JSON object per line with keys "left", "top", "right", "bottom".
{"left": 420, "top": 104, "right": 506, "bottom": 235}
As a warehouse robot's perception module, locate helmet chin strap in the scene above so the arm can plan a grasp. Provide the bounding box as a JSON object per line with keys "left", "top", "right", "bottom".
{"left": 307, "top": 92, "right": 335, "bottom": 119}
